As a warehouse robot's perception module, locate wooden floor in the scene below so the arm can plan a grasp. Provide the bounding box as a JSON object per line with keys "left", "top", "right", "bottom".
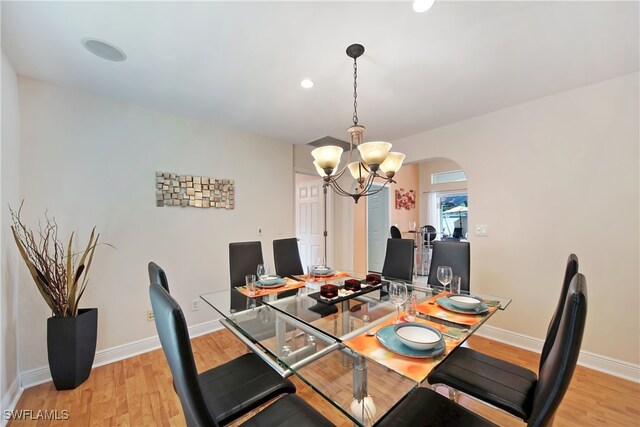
{"left": 10, "top": 331, "right": 640, "bottom": 426}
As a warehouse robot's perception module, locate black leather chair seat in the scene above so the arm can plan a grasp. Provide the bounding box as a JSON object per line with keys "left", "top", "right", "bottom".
{"left": 199, "top": 353, "right": 296, "bottom": 425}
{"left": 427, "top": 347, "right": 537, "bottom": 419}
{"left": 239, "top": 394, "right": 335, "bottom": 427}
{"left": 377, "top": 387, "right": 497, "bottom": 427}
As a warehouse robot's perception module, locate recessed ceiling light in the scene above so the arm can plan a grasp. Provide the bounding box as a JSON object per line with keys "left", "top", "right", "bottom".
{"left": 301, "top": 79, "right": 314, "bottom": 89}
{"left": 413, "top": 0, "right": 435, "bottom": 13}
{"left": 81, "top": 38, "right": 127, "bottom": 62}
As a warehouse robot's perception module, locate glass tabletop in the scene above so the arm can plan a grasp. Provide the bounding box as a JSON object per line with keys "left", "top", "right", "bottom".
{"left": 256, "top": 272, "right": 511, "bottom": 343}
{"left": 200, "top": 288, "right": 417, "bottom": 426}
{"left": 201, "top": 273, "right": 511, "bottom": 426}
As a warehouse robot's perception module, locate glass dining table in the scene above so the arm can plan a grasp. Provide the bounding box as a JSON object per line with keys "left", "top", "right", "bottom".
{"left": 200, "top": 272, "right": 511, "bottom": 426}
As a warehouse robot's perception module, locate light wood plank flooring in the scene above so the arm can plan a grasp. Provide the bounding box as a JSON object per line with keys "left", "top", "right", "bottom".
{"left": 9, "top": 331, "right": 639, "bottom": 426}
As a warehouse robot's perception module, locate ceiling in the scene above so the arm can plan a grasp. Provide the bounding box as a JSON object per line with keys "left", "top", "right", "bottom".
{"left": 2, "top": 1, "right": 638, "bottom": 145}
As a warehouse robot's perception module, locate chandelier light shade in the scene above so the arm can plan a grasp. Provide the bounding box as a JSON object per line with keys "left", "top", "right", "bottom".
{"left": 357, "top": 141, "right": 392, "bottom": 170}
{"left": 379, "top": 152, "right": 406, "bottom": 177}
{"left": 311, "top": 43, "right": 405, "bottom": 203}
{"left": 311, "top": 146, "right": 343, "bottom": 175}
{"left": 348, "top": 162, "right": 366, "bottom": 182}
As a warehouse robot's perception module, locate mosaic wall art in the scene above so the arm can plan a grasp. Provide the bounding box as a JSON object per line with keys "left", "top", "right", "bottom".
{"left": 155, "top": 172, "right": 234, "bottom": 209}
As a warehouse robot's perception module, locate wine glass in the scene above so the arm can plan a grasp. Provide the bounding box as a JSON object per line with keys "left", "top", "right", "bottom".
{"left": 389, "top": 281, "right": 408, "bottom": 324}
{"left": 315, "top": 256, "right": 326, "bottom": 269}
{"left": 257, "top": 264, "right": 269, "bottom": 282}
{"left": 437, "top": 266, "right": 453, "bottom": 291}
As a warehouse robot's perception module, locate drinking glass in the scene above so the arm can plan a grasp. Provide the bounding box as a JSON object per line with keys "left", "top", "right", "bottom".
{"left": 315, "top": 256, "right": 326, "bottom": 268}
{"left": 257, "top": 264, "right": 269, "bottom": 282}
{"left": 450, "top": 275, "right": 461, "bottom": 294}
{"left": 245, "top": 274, "right": 257, "bottom": 296}
{"left": 437, "top": 266, "right": 453, "bottom": 291}
{"left": 389, "top": 281, "right": 408, "bottom": 324}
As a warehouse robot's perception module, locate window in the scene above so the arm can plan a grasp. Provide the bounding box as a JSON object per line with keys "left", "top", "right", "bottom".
{"left": 439, "top": 194, "right": 467, "bottom": 239}
{"left": 429, "top": 192, "right": 468, "bottom": 240}
{"left": 431, "top": 170, "right": 467, "bottom": 185}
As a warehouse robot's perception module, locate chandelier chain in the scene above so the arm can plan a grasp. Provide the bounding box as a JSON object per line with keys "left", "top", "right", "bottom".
{"left": 352, "top": 57, "right": 358, "bottom": 126}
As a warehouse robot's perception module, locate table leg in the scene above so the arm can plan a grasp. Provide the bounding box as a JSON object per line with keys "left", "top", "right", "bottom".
{"left": 342, "top": 300, "right": 351, "bottom": 366}
{"left": 353, "top": 355, "right": 368, "bottom": 400}
{"left": 275, "top": 314, "right": 286, "bottom": 357}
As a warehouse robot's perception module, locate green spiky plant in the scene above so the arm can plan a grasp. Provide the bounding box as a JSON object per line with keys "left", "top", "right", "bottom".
{"left": 10, "top": 202, "right": 100, "bottom": 318}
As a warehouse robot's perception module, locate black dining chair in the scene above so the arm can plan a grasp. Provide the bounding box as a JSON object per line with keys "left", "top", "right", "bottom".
{"left": 148, "top": 261, "right": 170, "bottom": 292}
{"left": 376, "top": 387, "right": 497, "bottom": 427}
{"left": 149, "top": 282, "right": 334, "bottom": 426}
{"left": 229, "top": 241, "right": 264, "bottom": 311}
{"left": 273, "top": 237, "right": 303, "bottom": 299}
{"left": 390, "top": 225, "right": 402, "bottom": 239}
{"left": 539, "top": 253, "right": 579, "bottom": 369}
{"left": 381, "top": 238, "right": 415, "bottom": 282}
{"left": 427, "top": 240, "right": 470, "bottom": 292}
{"left": 273, "top": 238, "right": 304, "bottom": 278}
{"left": 427, "top": 273, "right": 588, "bottom": 425}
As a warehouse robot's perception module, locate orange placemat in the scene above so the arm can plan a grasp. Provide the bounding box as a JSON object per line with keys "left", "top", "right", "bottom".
{"left": 294, "top": 271, "right": 351, "bottom": 283}
{"left": 344, "top": 316, "right": 462, "bottom": 383}
{"left": 236, "top": 278, "right": 305, "bottom": 298}
{"left": 416, "top": 292, "right": 497, "bottom": 326}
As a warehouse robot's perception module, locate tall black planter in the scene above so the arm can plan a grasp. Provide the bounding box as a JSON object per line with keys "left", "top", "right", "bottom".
{"left": 47, "top": 308, "right": 98, "bottom": 390}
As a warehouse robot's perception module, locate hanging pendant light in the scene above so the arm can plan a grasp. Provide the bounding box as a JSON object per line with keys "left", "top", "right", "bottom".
{"left": 311, "top": 44, "right": 405, "bottom": 203}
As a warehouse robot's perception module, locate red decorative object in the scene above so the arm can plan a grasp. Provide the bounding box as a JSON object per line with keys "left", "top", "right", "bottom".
{"left": 395, "top": 188, "right": 416, "bottom": 210}
{"left": 320, "top": 284, "right": 339, "bottom": 298}
{"left": 366, "top": 274, "right": 381, "bottom": 284}
{"left": 344, "top": 279, "right": 362, "bottom": 291}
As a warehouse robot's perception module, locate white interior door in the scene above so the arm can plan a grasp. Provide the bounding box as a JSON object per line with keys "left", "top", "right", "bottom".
{"left": 367, "top": 187, "right": 390, "bottom": 272}
{"left": 296, "top": 175, "right": 324, "bottom": 269}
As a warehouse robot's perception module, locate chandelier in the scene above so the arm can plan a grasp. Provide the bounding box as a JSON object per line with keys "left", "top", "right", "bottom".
{"left": 311, "top": 44, "right": 405, "bottom": 204}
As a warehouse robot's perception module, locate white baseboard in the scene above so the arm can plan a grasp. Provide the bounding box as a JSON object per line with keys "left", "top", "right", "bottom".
{"left": 476, "top": 325, "right": 640, "bottom": 383}
{"left": 20, "top": 319, "right": 223, "bottom": 389}
{"left": 1, "top": 377, "right": 23, "bottom": 427}
{"left": 18, "top": 320, "right": 639, "bottom": 391}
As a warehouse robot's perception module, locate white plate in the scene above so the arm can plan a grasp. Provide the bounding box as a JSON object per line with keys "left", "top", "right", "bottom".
{"left": 393, "top": 323, "right": 443, "bottom": 350}
{"left": 259, "top": 275, "right": 281, "bottom": 285}
{"left": 311, "top": 268, "right": 335, "bottom": 276}
{"left": 447, "top": 294, "right": 483, "bottom": 309}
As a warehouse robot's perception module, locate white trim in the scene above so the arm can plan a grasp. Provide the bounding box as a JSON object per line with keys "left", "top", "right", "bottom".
{"left": 19, "top": 319, "right": 223, "bottom": 389}
{"left": 476, "top": 325, "right": 640, "bottom": 383}
{"left": 1, "top": 377, "right": 23, "bottom": 427}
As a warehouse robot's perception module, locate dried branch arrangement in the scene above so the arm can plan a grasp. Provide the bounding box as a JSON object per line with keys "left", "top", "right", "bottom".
{"left": 10, "top": 202, "right": 100, "bottom": 317}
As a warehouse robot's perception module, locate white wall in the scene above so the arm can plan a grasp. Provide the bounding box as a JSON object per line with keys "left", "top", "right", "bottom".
{"left": 17, "top": 77, "right": 294, "bottom": 372}
{"left": 1, "top": 51, "right": 21, "bottom": 410}
{"left": 394, "top": 72, "right": 640, "bottom": 365}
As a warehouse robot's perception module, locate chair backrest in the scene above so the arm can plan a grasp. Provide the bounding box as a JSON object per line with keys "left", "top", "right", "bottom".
{"left": 148, "top": 261, "right": 170, "bottom": 292}
{"left": 452, "top": 227, "right": 463, "bottom": 239}
{"left": 273, "top": 238, "right": 304, "bottom": 277}
{"left": 422, "top": 225, "right": 437, "bottom": 246}
{"left": 427, "top": 241, "right": 470, "bottom": 292}
{"left": 229, "top": 241, "right": 264, "bottom": 311}
{"left": 528, "top": 274, "right": 587, "bottom": 427}
{"left": 149, "top": 282, "right": 219, "bottom": 426}
{"left": 381, "top": 238, "right": 415, "bottom": 282}
{"left": 539, "top": 254, "right": 579, "bottom": 370}
{"left": 390, "top": 225, "right": 402, "bottom": 239}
